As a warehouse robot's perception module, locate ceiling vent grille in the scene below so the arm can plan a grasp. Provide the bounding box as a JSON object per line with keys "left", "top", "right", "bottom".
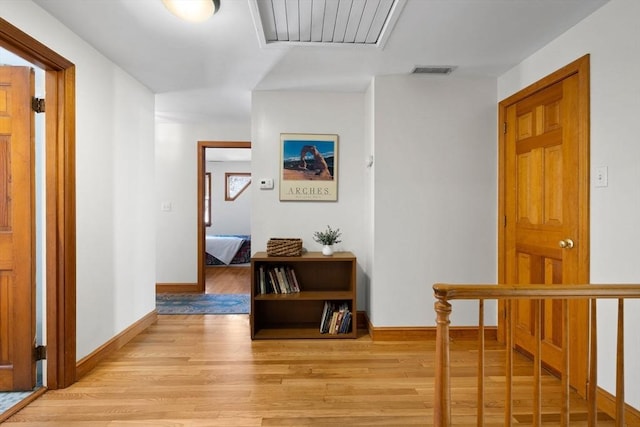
{"left": 251, "top": 0, "right": 406, "bottom": 47}
{"left": 412, "top": 66, "right": 457, "bottom": 75}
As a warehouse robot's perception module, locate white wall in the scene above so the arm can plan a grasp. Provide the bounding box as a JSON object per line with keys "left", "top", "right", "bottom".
{"left": 251, "top": 82, "right": 497, "bottom": 323}
{"left": 205, "top": 161, "right": 251, "bottom": 236}
{"left": 498, "top": 0, "right": 640, "bottom": 408}
{"left": 251, "top": 91, "right": 369, "bottom": 308}
{"left": 363, "top": 82, "right": 375, "bottom": 315}
{"left": 155, "top": 120, "right": 250, "bottom": 284}
{"left": 370, "top": 75, "right": 498, "bottom": 327}
{"left": 1, "top": 0, "right": 156, "bottom": 360}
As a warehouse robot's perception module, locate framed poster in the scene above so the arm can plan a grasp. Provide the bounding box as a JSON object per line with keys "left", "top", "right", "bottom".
{"left": 280, "top": 133, "right": 338, "bottom": 201}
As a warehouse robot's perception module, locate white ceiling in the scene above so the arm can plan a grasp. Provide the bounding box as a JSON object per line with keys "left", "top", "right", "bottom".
{"left": 31, "top": 0, "right": 608, "bottom": 124}
{"left": 254, "top": 0, "right": 400, "bottom": 45}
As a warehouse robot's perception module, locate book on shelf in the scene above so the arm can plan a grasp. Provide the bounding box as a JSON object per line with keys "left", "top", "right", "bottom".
{"left": 256, "top": 265, "right": 301, "bottom": 295}
{"left": 258, "top": 266, "right": 266, "bottom": 295}
{"left": 319, "top": 301, "right": 352, "bottom": 334}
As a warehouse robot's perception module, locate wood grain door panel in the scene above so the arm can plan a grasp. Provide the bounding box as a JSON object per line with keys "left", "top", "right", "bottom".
{"left": 504, "top": 66, "right": 588, "bottom": 394}
{"left": 0, "top": 66, "right": 36, "bottom": 391}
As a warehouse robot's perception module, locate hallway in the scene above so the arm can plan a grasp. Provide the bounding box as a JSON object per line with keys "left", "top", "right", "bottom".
{"left": 4, "top": 315, "right": 612, "bottom": 425}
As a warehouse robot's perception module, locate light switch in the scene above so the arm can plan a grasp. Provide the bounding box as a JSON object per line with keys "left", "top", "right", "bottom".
{"left": 161, "top": 201, "right": 172, "bottom": 212}
{"left": 595, "top": 167, "right": 608, "bottom": 188}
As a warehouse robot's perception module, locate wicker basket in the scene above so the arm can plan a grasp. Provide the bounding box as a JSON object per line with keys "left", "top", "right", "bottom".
{"left": 267, "top": 238, "right": 303, "bottom": 257}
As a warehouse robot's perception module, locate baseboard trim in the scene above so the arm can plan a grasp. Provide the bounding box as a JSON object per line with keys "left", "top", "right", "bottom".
{"left": 597, "top": 386, "right": 640, "bottom": 424}
{"left": 76, "top": 310, "right": 158, "bottom": 380}
{"left": 362, "top": 312, "right": 497, "bottom": 341}
{"left": 156, "top": 282, "right": 199, "bottom": 293}
{"left": 370, "top": 325, "right": 497, "bottom": 341}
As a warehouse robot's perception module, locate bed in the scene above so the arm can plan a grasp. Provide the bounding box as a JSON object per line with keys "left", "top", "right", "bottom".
{"left": 205, "top": 235, "right": 251, "bottom": 265}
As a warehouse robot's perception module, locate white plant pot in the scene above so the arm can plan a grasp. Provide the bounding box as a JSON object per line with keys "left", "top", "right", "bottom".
{"left": 322, "top": 244, "right": 334, "bottom": 256}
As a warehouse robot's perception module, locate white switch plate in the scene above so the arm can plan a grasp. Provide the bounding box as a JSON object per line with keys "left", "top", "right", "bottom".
{"left": 259, "top": 178, "right": 274, "bottom": 189}
{"left": 160, "top": 201, "right": 172, "bottom": 212}
{"left": 595, "top": 166, "right": 608, "bottom": 188}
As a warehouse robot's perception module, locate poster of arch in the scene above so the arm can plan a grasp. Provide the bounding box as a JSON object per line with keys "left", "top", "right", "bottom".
{"left": 280, "top": 133, "right": 338, "bottom": 201}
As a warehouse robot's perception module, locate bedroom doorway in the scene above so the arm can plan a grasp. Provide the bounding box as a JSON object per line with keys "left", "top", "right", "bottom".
{"left": 197, "top": 141, "right": 252, "bottom": 295}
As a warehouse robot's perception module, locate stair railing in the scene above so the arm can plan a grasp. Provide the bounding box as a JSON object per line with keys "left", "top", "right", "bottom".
{"left": 433, "top": 283, "right": 640, "bottom": 427}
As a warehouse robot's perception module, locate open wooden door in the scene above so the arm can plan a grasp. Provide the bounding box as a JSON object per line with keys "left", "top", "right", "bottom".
{"left": 1, "top": 17, "right": 77, "bottom": 390}
{"left": 499, "top": 56, "right": 590, "bottom": 395}
{"left": 0, "top": 65, "right": 36, "bottom": 391}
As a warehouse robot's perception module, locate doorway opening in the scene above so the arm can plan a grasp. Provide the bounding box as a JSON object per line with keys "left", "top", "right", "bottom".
{"left": 0, "top": 16, "right": 77, "bottom": 418}
{"left": 198, "top": 141, "right": 252, "bottom": 296}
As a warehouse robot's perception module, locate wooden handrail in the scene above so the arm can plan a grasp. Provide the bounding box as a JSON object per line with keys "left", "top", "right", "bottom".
{"left": 434, "top": 283, "right": 640, "bottom": 300}
{"left": 433, "top": 283, "right": 640, "bottom": 427}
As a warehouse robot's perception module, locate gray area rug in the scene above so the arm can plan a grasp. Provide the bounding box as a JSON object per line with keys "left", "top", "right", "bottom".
{"left": 0, "top": 390, "right": 33, "bottom": 413}
{"left": 156, "top": 293, "right": 250, "bottom": 314}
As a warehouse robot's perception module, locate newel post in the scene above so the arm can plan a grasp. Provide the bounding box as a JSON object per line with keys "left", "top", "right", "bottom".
{"left": 434, "top": 293, "right": 452, "bottom": 427}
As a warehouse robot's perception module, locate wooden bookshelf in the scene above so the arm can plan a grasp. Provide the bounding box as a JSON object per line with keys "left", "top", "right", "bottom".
{"left": 250, "top": 251, "right": 357, "bottom": 339}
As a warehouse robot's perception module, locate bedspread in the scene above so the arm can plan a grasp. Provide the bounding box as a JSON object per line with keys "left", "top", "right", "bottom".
{"left": 205, "top": 235, "right": 244, "bottom": 265}
{"left": 205, "top": 235, "right": 251, "bottom": 265}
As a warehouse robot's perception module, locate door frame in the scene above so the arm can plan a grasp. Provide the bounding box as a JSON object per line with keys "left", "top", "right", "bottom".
{"left": 0, "top": 18, "right": 77, "bottom": 389}
{"left": 497, "top": 55, "right": 590, "bottom": 347}
{"left": 197, "top": 140, "right": 251, "bottom": 292}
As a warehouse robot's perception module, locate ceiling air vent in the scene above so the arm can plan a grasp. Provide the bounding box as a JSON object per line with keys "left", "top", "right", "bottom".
{"left": 250, "top": 0, "right": 406, "bottom": 48}
{"left": 412, "top": 66, "right": 457, "bottom": 75}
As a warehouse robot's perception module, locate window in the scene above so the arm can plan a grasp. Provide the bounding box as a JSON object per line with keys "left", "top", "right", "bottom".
{"left": 225, "top": 173, "right": 251, "bottom": 201}
{"left": 204, "top": 172, "right": 211, "bottom": 226}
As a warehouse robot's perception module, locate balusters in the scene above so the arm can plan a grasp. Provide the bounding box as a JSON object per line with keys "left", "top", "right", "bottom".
{"left": 431, "top": 283, "right": 640, "bottom": 426}
{"left": 561, "top": 299, "right": 570, "bottom": 425}
{"left": 588, "top": 299, "right": 598, "bottom": 426}
{"left": 616, "top": 299, "right": 625, "bottom": 426}
{"left": 434, "top": 298, "right": 452, "bottom": 427}
{"left": 533, "top": 299, "right": 542, "bottom": 427}
{"left": 477, "top": 299, "right": 485, "bottom": 427}
{"left": 505, "top": 299, "right": 513, "bottom": 427}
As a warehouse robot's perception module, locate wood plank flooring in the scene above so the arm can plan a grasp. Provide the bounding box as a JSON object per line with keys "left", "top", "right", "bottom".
{"left": 5, "top": 314, "right": 613, "bottom": 426}
{"left": 205, "top": 266, "right": 250, "bottom": 294}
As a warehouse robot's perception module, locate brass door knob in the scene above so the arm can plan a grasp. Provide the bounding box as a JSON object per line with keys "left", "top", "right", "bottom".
{"left": 559, "top": 239, "right": 574, "bottom": 249}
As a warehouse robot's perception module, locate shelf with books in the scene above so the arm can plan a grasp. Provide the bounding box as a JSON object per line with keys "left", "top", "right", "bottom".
{"left": 250, "top": 251, "right": 356, "bottom": 339}
{"left": 254, "top": 291, "right": 353, "bottom": 301}
{"left": 319, "top": 301, "right": 352, "bottom": 335}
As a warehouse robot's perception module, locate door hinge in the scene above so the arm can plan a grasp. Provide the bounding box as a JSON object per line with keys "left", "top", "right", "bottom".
{"left": 34, "top": 345, "right": 47, "bottom": 361}
{"left": 503, "top": 122, "right": 507, "bottom": 134}
{"left": 31, "top": 97, "right": 45, "bottom": 113}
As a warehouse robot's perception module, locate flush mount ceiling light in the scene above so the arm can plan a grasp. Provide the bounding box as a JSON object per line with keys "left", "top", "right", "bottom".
{"left": 162, "top": 0, "right": 220, "bottom": 22}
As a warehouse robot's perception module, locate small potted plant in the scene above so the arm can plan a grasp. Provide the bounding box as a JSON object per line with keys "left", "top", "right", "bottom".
{"left": 313, "top": 225, "right": 342, "bottom": 256}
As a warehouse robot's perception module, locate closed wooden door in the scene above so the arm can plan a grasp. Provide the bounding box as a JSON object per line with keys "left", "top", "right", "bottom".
{"left": 502, "top": 57, "right": 590, "bottom": 394}
{"left": 0, "top": 66, "right": 36, "bottom": 391}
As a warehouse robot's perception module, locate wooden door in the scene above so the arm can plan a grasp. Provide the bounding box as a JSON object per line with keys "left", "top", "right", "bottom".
{"left": 501, "top": 57, "right": 590, "bottom": 394}
{"left": 0, "top": 65, "right": 36, "bottom": 391}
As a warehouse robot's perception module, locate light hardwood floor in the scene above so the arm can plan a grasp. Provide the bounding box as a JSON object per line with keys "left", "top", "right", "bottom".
{"left": 205, "top": 265, "right": 251, "bottom": 294}
{"left": 5, "top": 314, "right": 612, "bottom": 426}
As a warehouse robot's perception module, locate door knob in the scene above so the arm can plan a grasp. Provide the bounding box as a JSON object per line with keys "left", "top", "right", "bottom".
{"left": 559, "top": 239, "right": 574, "bottom": 249}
